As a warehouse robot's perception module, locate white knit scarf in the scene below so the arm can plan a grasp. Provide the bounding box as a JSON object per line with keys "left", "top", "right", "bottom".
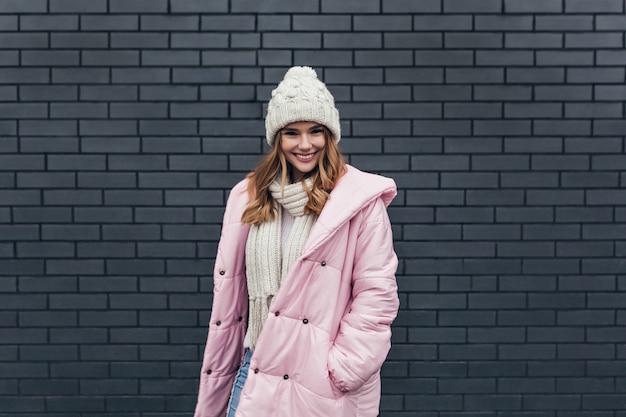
{"left": 245, "top": 178, "right": 316, "bottom": 350}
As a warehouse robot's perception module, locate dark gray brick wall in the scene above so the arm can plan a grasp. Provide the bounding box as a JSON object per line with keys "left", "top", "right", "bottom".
{"left": 1, "top": 0, "right": 625, "bottom": 416}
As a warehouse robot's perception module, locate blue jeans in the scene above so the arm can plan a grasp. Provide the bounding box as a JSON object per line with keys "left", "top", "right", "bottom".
{"left": 226, "top": 349, "right": 251, "bottom": 417}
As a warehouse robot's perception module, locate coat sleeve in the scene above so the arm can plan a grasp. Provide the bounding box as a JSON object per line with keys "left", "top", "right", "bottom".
{"left": 327, "top": 198, "right": 399, "bottom": 392}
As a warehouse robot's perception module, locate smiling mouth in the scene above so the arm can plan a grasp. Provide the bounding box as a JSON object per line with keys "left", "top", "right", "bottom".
{"left": 295, "top": 153, "right": 316, "bottom": 161}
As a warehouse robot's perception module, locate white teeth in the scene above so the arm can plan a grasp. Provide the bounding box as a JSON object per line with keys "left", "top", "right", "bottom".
{"left": 296, "top": 153, "right": 314, "bottom": 161}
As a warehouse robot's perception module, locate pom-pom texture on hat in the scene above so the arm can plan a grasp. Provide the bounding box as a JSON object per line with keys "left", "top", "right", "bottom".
{"left": 265, "top": 66, "right": 341, "bottom": 145}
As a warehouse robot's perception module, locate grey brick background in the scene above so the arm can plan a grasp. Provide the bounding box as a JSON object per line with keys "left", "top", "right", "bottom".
{"left": 1, "top": 0, "right": 625, "bottom": 416}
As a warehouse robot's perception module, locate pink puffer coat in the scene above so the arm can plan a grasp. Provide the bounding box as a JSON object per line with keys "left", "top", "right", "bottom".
{"left": 194, "top": 164, "right": 399, "bottom": 417}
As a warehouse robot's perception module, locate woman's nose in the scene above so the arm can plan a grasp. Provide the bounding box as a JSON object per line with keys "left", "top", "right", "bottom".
{"left": 299, "top": 134, "right": 312, "bottom": 149}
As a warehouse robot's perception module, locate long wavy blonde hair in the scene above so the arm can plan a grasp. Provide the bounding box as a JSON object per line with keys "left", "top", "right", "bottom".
{"left": 241, "top": 126, "right": 346, "bottom": 225}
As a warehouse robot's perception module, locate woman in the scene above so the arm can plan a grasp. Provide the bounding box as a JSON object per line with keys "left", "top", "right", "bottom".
{"left": 194, "top": 66, "right": 399, "bottom": 417}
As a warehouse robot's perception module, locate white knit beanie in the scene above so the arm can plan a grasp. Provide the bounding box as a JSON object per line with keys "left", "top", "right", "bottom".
{"left": 265, "top": 66, "right": 341, "bottom": 146}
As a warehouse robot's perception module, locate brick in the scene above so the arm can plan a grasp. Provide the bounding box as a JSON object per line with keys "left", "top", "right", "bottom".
{"left": 446, "top": 68, "right": 504, "bottom": 84}
{"left": 388, "top": 33, "right": 443, "bottom": 49}
{"left": 464, "top": 225, "right": 520, "bottom": 240}
{"left": 80, "top": 85, "right": 137, "bottom": 101}
{"left": 570, "top": 68, "right": 625, "bottom": 84}
{"left": 53, "top": 68, "right": 110, "bottom": 84}
{"left": 466, "top": 190, "right": 525, "bottom": 206}
{"left": 0, "top": 68, "right": 48, "bottom": 84}
{"left": 439, "top": 311, "right": 495, "bottom": 326}
{"left": 566, "top": 103, "right": 623, "bottom": 119}
{"left": 444, "top": 0, "right": 501, "bottom": 12}
{"left": 582, "top": 258, "right": 624, "bottom": 274}
{"left": 107, "top": 156, "right": 169, "bottom": 174}
{"left": 506, "top": 33, "right": 563, "bottom": 48}
{"left": 110, "top": 33, "right": 168, "bottom": 49}
{"left": 445, "top": 103, "right": 501, "bottom": 119}
{"left": 413, "top": 14, "right": 471, "bottom": 30}
{"left": 597, "top": 15, "right": 626, "bottom": 30}
{"left": 135, "top": 207, "right": 193, "bottom": 223}
{"left": 476, "top": 50, "right": 533, "bottom": 66}
{"left": 232, "top": 0, "right": 319, "bottom": 13}
{"left": 523, "top": 225, "right": 580, "bottom": 240}
{"left": 566, "top": 33, "right": 623, "bottom": 48}
{"left": 263, "top": 32, "right": 321, "bottom": 49}
{"left": 406, "top": 191, "right": 464, "bottom": 207}
{"left": 497, "top": 242, "right": 555, "bottom": 257}
{"left": 76, "top": 174, "right": 136, "bottom": 190}
{"left": 577, "top": 182, "right": 626, "bottom": 209}
{"left": 563, "top": 172, "right": 618, "bottom": 188}
{"left": 293, "top": 15, "right": 350, "bottom": 31}
{"left": 81, "top": 15, "right": 138, "bottom": 31}
{"left": 74, "top": 207, "right": 132, "bottom": 224}
{"left": 500, "top": 173, "right": 559, "bottom": 188}
{"left": 566, "top": 0, "right": 623, "bottom": 12}
{"left": 397, "top": 242, "right": 493, "bottom": 258}
{"left": 414, "top": 120, "right": 471, "bottom": 136}
{"left": 557, "top": 310, "right": 615, "bottom": 326}
{"left": 83, "top": 139, "right": 141, "bottom": 156}
{"left": 323, "top": 33, "right": 381, "bottom": 49}
{"left": 584, "top": 224, "right": 626, "bottom": 240}
{"left": 385, "top": 137, "right": 441, "bottom": 154}
{"left": 78, "top": 276, "right": 136, "bottom": 291}
{"left": 81, "top": 50, "right": 140, "bottom": 66}
{"left": 0, "top": 34, "right": 47, "bottom": 49}
{"left": 110, "top": 69, "right": 168, "bottom": 84}
{"left": 559, "top": 344, "right": 615, "bottom": 360}
{"left": 475, "top": 15, "right": 533, "bottom": 31}
{"left": 500, "top": 344, "right": 556, "bottom": 360}
{"left": 20, "top": 137, "right": 78, "bottom": 153}
{"left": 539, "top": 51, "right": 596, "bottom": 66}
{"left": 557, "top": 207, "right": 612, "bottom": 224}
{"left": 474, "top": 120, "right": 531, "bottom": 136}
{"left": 107, "top": 260, "right": 165, "bottom": 275}
{"left": 139, "top": 311, "right": 196, "bottom": 327}
{"left": 79, "top": 120, "right": 138, "bottom": 136}
{"left": 355, "top": 50, "right": 413, "bottom": 67}
{"left": 170, "top": 0, "right": 227, "bottom": 11}
{"left": 20, "top": 15, "right": 78, "bottom": 31}
{"left": 498, "top": 310, "right": 555, "bottom": 326}
{"left": 101, "top": 225, "right": 159, "bottom": 241}
{"left": 17, "top": 242, "right": 74, "bottom": 258}
{"left": 445, "top": 33, "right": 502, "bottom": 49}
{"left": 140, "top": 15, "right": 199, "bottom": 31}
{"left": 416, "top": 50, "right": 475, "bottom": 66}
{"left": 47, "top": 260, "right": 104, "bottom": 276}
{"left": 109, "top": 0, "right": 166, "bottom": 12}
{"left": 436, "top": 207, "right": 493, "bottom": 223}
{"left": 352, "top": 120, "right": 411, "bottom": 136}
{"left": 256, "top": 15, "right": 291, "bottom": 31}
{"left": 414, "top": 86, "right": 470, "bottom": 103}
{"left": 528, "top": 327, "right": 585, "bottom": 342}
{"left": 505, "top": 0, "right": 562, "bottom": 12}
{"left": 142, "top": 50, "right": 199, "bottom": 66}
{"left": 165, "top": 190, "right": 222, "bottom": 206}
{"left": 528, "top": 361, "right": 585, "bottom": 376}
{"left": 441, "top": 173, "right": 498, "bottom": 188}
{"left": 201, "top": 15, "right": 254, "bottom": 31}
{"left": 440, "top": 344, "right": 497, "bottom": 361}
{"left": 537, "top": 15, "right": 594, "bottom": 31}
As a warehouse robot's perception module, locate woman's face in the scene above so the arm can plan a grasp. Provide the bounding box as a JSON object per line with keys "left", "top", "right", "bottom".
{"left": 279, "top": 121, "right": 326, "bottom": 181}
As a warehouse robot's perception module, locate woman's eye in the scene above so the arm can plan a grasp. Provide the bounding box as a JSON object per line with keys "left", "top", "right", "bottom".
{"left": 283, "top": 131, "right": 297, "bottom": 136}
{"left": 311, "top": 129, "right": 323, "bottom": 134}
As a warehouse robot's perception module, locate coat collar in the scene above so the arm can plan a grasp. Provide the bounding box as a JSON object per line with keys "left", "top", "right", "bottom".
{"left": 301, "top": 165, "right": 396, "bottom": 257}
